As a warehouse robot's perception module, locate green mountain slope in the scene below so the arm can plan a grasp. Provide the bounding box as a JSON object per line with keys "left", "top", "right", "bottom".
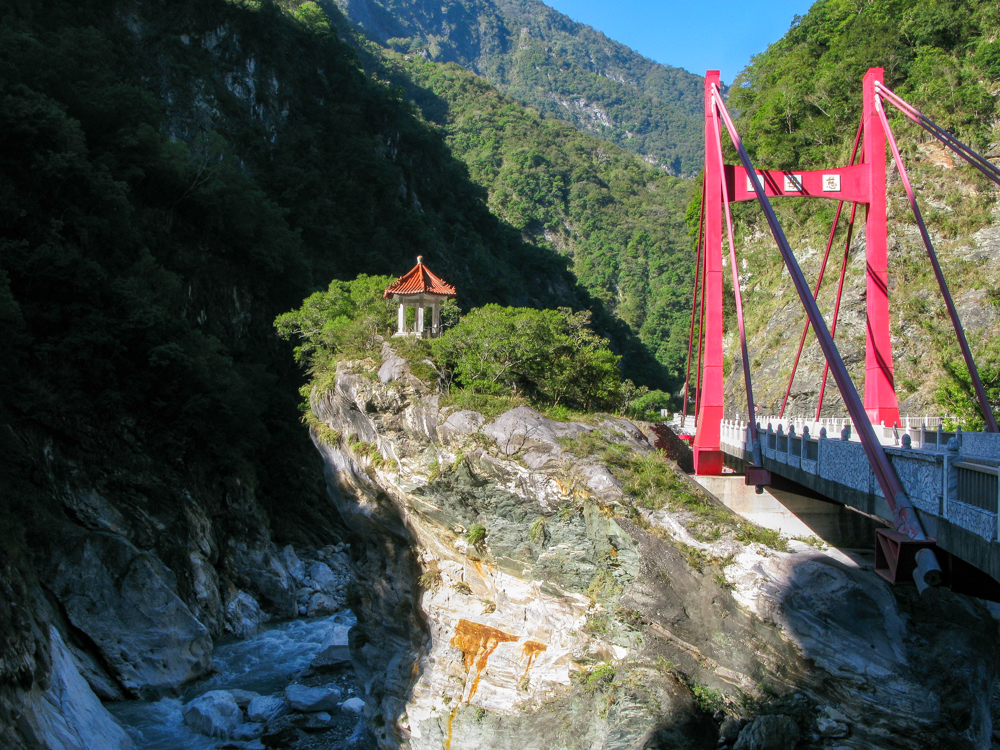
{"left": 378, "top": 53, "right": 697, "bottom": 384}
{"left": 722, "top": 0, "right": 1000, "bottom": 423}
{"left": 329, "top": 0, "right": 705, "bottom": 174}
{"left": 0, "top": 0, "right": 681, "bottom": 683}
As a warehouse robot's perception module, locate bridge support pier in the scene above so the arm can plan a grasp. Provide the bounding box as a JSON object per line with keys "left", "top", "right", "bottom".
{"left": 693, "top": 70, "right": 725, "bottom": 476}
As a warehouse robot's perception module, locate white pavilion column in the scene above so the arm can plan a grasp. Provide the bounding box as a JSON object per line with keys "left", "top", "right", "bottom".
{"left": 397, "top": 302, "right": 406, "bottom": 335}
{"left": 416, "top": 305, "right": 425, "bottom": 335}
{"left": 431, "top": 301, "right": 441, "bottom": 336}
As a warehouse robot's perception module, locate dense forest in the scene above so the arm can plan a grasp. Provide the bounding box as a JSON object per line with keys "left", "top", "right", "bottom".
{"left": 0, "top": 0, "right": 697, "bottom": 592}
{"left": 720, "top": 0, "right": 1000, "bottom": 423}
{"left": 328, "top": 0, "right": 706, "bottom": 174}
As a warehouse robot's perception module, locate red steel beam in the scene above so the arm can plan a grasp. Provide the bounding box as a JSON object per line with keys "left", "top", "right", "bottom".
{"left": 693, "top": 71, "right": 725, "bottom": 475}
{"left": 683, "top": 177, "right": 706, "bottom": 421}
{"left": 711, "top": 82, "right": 929, "bottom": 543}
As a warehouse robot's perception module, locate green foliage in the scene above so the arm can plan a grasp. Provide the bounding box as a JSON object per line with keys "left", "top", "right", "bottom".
{"left": 691, "top": 684, "right": 725, "bottom": 714}
{"left": 465, "top": 522, "right": 487, "bottom": 548}
{"left": 528, "top": 516, "right": 546, "bottom": 544}
{"left": 275, "top": 275, "right": 397, "bottom": 366}
{"left": 418, "top": 560, "right": 442, "bottom": 589}
{"left": 935, "top": 333, "right": 1000, "bottom": 430}
{"left": 377, "top": 54, "right": 695, "bottom": 393}
{"left": 340, "top": 0, "right": 704, "bottom": 173}
{"left": 583, "top": 662, "right": 617, "bottom": 691}
{"left": 434, "top": 305, "right": 623, "bottom": 411}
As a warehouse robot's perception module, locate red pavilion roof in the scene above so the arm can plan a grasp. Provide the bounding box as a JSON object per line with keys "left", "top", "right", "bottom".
{"left": 383, "top": 257, "right": 456, "bottom": 299}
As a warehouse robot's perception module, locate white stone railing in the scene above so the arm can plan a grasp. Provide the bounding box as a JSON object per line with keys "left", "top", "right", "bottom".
{"left": 717, "top": 418, "right": 1000, "bottom": 544}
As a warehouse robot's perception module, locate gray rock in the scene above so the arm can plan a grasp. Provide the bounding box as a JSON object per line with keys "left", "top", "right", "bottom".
{"left": 481, "top": 406, "right": 589, "bottom": 456}
{"left": 719, "top": 716, "right": 744, "bottom": 743}
{"left": 13, "top": 626, "right": 136, "bottom": 750}
{"left": 307, "top": 562, "right": 337, "bottom": 593}
{"left": 285, "top": 683, "right": 343, "bottom": 712}
{"left": 182, "top": 690, "right": 242, "bottom": 738}
{"left": 47, "top": 531, "right": 212, "bottom": 694}
{"left": 228, "top": 689, "right": 260, "bottom": 709}
{"left": 247, "top": 694, "right": 288, "bottom": 723}
{"left": 225, "top": 541, "right": 297, "bottom": 619}
{"left": 340, "top": 696, "right": 365, "bottom": 713}
{"left": 815, "top": 715, "right": 849, "bottom": 738}
{"left": 439, "top": 410, "right": 486, "bottom": 440}
{"left": 378, "top": 354, "right": 409, "bottom": 383}
{"left": 292, "top": 712, "right": 336, "bottom": 731}
{"left": 279, "top": 544, "right": 306, "bottom": 584}
{"left": 307, "top": 592, "right": 339, "bottom": 617}
{"left": 232, "top": 722, "right": 265, "bottom": 741}
{"left": 243, "top": 742, "right": 266, "bottom": 750}
{"left": 733, "top": 715, "right": 799, "bottom": 750}
{"left": 225, "top": 590, "right": 265, "bottom": 639}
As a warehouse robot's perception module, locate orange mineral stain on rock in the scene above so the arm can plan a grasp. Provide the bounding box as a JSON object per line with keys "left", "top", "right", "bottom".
{"left": 518, "top": 639, "right": 548, "bottom": 684}
{"left": 450, "top": 619, "right": 518, "bottom": 702}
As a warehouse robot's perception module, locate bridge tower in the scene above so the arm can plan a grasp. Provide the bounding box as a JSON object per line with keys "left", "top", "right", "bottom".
{"left": 694, "top": 67, "right": 900, "bottom": 475}
{"left": 861, "top": 68, "right": 901, "bottom": 428}
{"left": 692, "top": 70, "right": 726, "bottom": 475}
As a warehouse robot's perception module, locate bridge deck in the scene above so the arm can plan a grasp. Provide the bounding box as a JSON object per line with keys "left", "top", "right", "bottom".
{"left": 696, "top": 419, "right": 1000, "bottom": 584}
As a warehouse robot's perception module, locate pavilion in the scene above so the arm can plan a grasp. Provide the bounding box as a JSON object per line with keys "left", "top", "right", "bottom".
{"left": 383, "top": 256, "right": 456, "bottom": 338}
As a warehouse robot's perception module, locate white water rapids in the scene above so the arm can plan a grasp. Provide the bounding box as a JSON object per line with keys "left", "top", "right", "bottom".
{"left": 107, "top": 612, "right": 357, "bottom": 750}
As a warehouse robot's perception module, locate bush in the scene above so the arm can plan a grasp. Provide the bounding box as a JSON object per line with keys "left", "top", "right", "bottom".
{"left": 433, "top": 305, "right": 623, "bottom": 411}
{"left": 466, "top": 523, "right": 486, "bottom": 548}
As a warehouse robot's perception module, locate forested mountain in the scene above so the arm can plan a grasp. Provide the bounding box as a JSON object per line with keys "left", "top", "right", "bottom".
{"left": 0, "top": 0, "right": 695, "bottom": 721}
{"left": 723, "top": 0, "right": 1000, "bottom": 422}
{"left": 378, "top": 53, "right": 696, "bottom": 385}
{"left": 329, "top": 0, "right": 705, "bottom": 174}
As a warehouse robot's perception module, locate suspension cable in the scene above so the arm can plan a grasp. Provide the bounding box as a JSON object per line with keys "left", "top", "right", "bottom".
{"left": 874, "top": 89, "right": 999, "bottom": 432}
{"left": 780, "top": 118, "right": 865, "bottom": 418}
{"left": 816, "top": 195, "right": 861, "bottom": 419}
{"left": 683, "top": 176, "right": 707, "bottom": 421}
{"left": 711, "top": 102, "right": 762, "bottom": 466}
{"left": 711, "top": 83, "right": 927, "bottom": 540}
{"left": 878, "top": 84, "right": 1000, "bottom": 186}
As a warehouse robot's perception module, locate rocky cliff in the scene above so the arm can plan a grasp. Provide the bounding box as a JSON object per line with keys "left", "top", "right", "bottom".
{"left": 313, "top": 342, "right": 1000, "bottom": 750}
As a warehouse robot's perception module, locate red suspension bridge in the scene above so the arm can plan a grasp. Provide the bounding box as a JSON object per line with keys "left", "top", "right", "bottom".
{"left": 677, "top": 68, "right": 1000, "bottom": 599}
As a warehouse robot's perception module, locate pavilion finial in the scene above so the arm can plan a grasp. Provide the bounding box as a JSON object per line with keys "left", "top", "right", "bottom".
{"left": 417, "top": 255, "right": 423, "bottom": 264}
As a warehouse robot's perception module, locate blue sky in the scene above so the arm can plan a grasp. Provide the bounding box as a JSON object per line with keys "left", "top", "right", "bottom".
{"left": 543, "top": 0, "right": 816, "bottom": 83}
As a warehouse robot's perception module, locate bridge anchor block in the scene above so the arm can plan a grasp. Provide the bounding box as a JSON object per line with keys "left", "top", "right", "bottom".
{"left": 873, "top": 528, "right": 937, "bottom": 587}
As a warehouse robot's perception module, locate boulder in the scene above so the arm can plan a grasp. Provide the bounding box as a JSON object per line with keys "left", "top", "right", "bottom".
{"left": 307, "top": 562, "right": 337, "bottom": 593}
{"left": 285, "top": 683, "right": 342, "bottom": 712}
{"left": 225, "top": 541, "right": 297, "bottom": 618}
{"left": 228, "top": 689, "right": 260, "bottom": 709}
{"left": 279, "top": 544, "right": 306, "bottom": 583}
{"left": 292, "top": 712, "right": 336, "bottom": 732}
{"left": 340, "top": 696, "right": 365, "bottom": 713}
{"left": 182, "top": 690, "right": 243, "bottom": 738}
{"left": 733, "top": 715, "right": 799, "bottom": 750}
{"left": 232, "top": 723, "right": 265, "bottom": 741}
{"left": 46, "top": 531, "right": 212, "bottom": 694}
{"left": 815, "top": 715, "right": 849, "bottom": 738}
{"left": 247, "top": 694, "right": 288, "bottom": 723}
{"left": 310, "top": 622, "right": 353, "bottom": 672}
{"left": 719, "top": 716, "right": 744, "bottom": 744}
{"left": 306, "top": 592, "right": 339, "bottom": 617}
{"left": 225, "top": 590, "right": 265, "bottom": 639}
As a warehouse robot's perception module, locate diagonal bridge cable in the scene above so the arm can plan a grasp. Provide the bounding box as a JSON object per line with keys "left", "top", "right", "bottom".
{"left": 710, "top": 83, "right": 930, "bottom": 542}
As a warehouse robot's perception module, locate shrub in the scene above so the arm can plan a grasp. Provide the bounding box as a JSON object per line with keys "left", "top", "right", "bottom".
{"left": 466, "top": 523, "right": 486, "bottom": 548}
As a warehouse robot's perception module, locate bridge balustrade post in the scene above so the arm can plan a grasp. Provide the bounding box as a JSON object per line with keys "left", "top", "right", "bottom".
{"left": 943, "top": 437, "right": 959, "bottom": 518}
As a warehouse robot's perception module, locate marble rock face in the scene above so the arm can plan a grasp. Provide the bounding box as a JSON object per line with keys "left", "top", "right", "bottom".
{"left": 13, "top": 627, "right": 135, "bottom": 750}
{"left": 310, "top": 347, "right": 1000, "bottom": 750}
{"left": 46, "top": 531, "right": 213, "bottom": 695}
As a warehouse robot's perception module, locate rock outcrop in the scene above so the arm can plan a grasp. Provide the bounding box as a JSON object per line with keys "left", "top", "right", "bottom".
{"left": 312, "top": 345, "right": 1000, "bottom": 750}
